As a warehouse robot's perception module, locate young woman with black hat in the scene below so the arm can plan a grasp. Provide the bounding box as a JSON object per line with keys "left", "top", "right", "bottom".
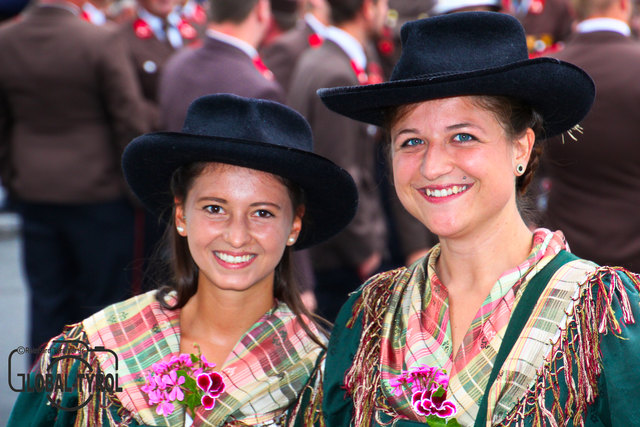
{"left": 8, "top": 94, "right": 357, "bottom": 426}
{"left": 302, "top": 11, "right": 640, "bottom": 427}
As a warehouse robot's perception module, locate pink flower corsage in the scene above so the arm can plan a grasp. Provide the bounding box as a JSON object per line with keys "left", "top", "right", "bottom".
{"left": 141, "top": 350, "right": 226, "bottom": 418}
{"left": 389, "top": 365, "right": 461, "bottom": 427}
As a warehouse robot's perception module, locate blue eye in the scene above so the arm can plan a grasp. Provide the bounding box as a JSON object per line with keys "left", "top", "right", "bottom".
{"left": 401, "top": 137, "right": 424, "bottom": 147}
{"left": 453, "top": 133, "right": 474, "bottom": 142}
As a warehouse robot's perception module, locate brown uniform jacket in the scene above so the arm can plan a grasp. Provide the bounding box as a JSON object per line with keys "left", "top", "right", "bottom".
{"left": 117, "top": 15, "right": 181, "bottom": 130}
{"left": 159, "top": 35, "right": 284, "bottom": 132}
{"left": 0, "top": 5, "right": 149, "bottom": 203}
{"left": 288, "top": 40, "right": 387, "bottom": 271}
{"left": 260, "top": 20, "right": 315, "bottom": 95}
{"left": 544, "top": 30, "right": 640, "bottom": 271}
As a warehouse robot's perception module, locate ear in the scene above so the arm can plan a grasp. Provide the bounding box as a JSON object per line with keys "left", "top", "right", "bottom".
{"left": 256, "top": 0, "right": 272, "bottom": 24}
{"left": 513, "top": 128, "right": 535, "bottom": 173}
{"left": 362, "top": 0, "right": 374, "bottom": 20}
{"left": 174, "top": 197, "right": 187, "bottom": 236}
{"left": 286, "top": 205, "right": 305, "bottom": 246}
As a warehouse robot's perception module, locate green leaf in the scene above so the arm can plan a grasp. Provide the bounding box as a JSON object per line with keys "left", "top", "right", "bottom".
{"left": 446, "top": 418, "right": 463, "bottom": 427}
{"left": 190, "top": 353, "right": 199, "bottom": 364}
{"left": 433, "top": 385, "right": 445, "bottom": 398}
{"left": 425, "top": 415, "right": 447, "bottom": 427}
{"left": 184, "top": 391, "right": 202, "bottom": 412}
{"left": 178, "top": 369, "right": 197, "bottom": 392}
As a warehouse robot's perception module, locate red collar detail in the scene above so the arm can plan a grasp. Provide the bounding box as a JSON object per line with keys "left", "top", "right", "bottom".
{"left": 253, "top": 56, "right": 275, "bottom": 81}
{"left": 308, "top": 33, "right": 323, "bottom": 48}
{"left": 133, "top": 18, "right": 153, "bottom": 39}
{"left": 350, "top": 60, "right": 369, "bottom": 85}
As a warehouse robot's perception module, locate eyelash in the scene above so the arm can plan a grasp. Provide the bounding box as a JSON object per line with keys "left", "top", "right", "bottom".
{"left": 400, "top": 137, "right": 424, "bottom": 148}
{"left": 453, "top": 133, "right": 475, "bottom": 143}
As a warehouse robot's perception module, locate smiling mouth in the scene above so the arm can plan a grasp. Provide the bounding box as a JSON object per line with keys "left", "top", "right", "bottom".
{"left": 424, "top": 185, "right": 469, "bottom": 198}
{"left": 214, "top": 252, "right": 256, "bottom": 264}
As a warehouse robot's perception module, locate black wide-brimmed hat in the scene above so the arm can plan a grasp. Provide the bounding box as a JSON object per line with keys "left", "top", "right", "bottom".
{"left": 122, "top": 93, "right": 358, "bottom": 249}
{"left": 318, "top": 11, "right": 595, "bottom": 138}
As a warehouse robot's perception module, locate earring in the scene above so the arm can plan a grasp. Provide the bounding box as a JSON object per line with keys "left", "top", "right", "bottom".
{"left": 177, "top": 226, "right": 185, "bottom": 233}
{"left": 288, "top": 237, "right": 296, "bottom": 244}
{"left": 516, "top": 164, "right": 525, "bottom": 175}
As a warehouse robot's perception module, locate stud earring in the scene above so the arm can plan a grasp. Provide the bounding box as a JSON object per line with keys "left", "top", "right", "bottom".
{"left": 516, "top": 164, "right": 525, "bottom": 175}
{"left": 288, "top": 237, "right": 296, "bottom": 244}
{"left": 177, "top": 226, "right": 185, "bottom": 233}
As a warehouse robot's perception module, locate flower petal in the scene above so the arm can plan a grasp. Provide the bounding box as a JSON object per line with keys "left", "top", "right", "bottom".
{"left": 201, "top": 393, "right": 216, "bottom": 410}
{"left": 197, "top": 372, "right": 212, "bottom": 392}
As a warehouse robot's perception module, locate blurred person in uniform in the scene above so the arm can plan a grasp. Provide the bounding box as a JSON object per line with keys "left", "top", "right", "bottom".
{"left": 0, "top": 0, "right": 150, "bottom": 353}
{"left": 159, "top": 0, "right": 282, "bottom": 132}
{"left": 541, "top": 0, "right": 640, "bottom": 272}
{"left": 119, "top": 0, "right": 201, "bottom": 294}
{"left": 288, "top": 0, "right": 391, "bottom": 322}
{"left": 504, "top": 0, "right": 575, "bottom": 57}
{"left": 261, "top": 0, "right": 331, "bottom": 95}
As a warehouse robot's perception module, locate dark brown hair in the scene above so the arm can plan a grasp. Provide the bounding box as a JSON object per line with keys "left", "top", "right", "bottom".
{"left": 208, "top": 0, "right": 259, "bottom": 23}
{"left": 155, "top": 162, "right": 329, "bottom": 348}
{"left": 327, "top": 0, "right": 378, "bottom": 25}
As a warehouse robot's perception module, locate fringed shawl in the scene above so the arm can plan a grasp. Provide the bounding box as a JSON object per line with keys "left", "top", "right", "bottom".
{"left": 32, "top": 290, "right": 326, "bottom": 426}
{"left": 331, "top": 230, "right": 640, "bottom": 426}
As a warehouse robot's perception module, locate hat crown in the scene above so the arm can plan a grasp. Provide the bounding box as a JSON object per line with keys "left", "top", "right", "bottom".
{"left": 391, "top": 12, "right": 528, "bottom": 81}
{"left": 181, "top": 93, "right": 313, "bottom": 152}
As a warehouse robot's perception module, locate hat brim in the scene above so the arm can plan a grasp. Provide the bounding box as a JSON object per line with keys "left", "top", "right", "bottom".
{"left": 319, "top": 57, "right": 595, "bottom": 138}
{"left": 122, "top": 132, "right": 358, "bottom": 250}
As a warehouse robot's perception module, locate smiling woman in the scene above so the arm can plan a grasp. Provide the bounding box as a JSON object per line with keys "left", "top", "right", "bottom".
{"left": 8, "top": 94, "right": 358, "bottom": 426}
{"left": 301, "top": 11, "right": 640, "bottom": 427}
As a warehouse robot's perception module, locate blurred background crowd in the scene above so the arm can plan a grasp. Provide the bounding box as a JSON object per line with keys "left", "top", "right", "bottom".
{"left": 1, "top": 0, "right": 639, "bottom": 367}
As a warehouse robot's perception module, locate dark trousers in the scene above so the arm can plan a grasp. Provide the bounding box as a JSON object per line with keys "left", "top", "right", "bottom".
{"left": 19, "top": 199, "right": 134, "bottom": 352}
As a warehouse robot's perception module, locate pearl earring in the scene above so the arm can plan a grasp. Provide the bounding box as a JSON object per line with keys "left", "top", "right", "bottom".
{"left": 177, "top": 226, "right": 185, "bottom": 233}
{"left": 288, "top": 237, "right": 296, "bottom": 244}
{"left": 516, "top": 164, "right": 525, "bottom": 175}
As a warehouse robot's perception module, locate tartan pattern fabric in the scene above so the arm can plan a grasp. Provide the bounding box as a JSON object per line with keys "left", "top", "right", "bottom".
{"left": 377, "top": 229, "right": 597, "bottom": 425}
{"left": 79, "top": 290, "right": 325, "bottom": 426}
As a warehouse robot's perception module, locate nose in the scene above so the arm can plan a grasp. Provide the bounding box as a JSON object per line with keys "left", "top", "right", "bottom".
{"left": 223, "top": 215, "right": 252, "bottom": 248}
{"left": 420, "top": 141, "right": 453, "bottom": 180}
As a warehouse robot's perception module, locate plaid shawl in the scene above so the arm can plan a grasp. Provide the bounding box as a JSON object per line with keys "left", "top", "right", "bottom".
{"left": 45, "top": 290, "right": 325, "bottom": 426}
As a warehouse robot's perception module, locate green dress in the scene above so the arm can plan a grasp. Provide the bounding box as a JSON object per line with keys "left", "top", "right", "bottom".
{"left": 305, "top": 232, "right": 640, "bottom": 426}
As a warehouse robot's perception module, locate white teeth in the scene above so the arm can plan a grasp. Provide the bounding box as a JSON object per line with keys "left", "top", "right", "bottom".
{"left": 426, "top": 185, "right": 467, "bottom": 198}
{"left": 215, "top": 252, "right": 255, "bottom": 264}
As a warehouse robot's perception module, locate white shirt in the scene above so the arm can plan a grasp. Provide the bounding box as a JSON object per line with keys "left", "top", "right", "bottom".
{"left": 205, "top": 29, "right": 258, "bottom": 59}
{"left": 324, "top": 26, "right": 367, "bottom": 71}
{"left": 138, "top": 7, "right": 184, "bottom": 48}
{"left": 576, "top": 18, "right": 631, "bottom": 36}
{"left": 304, "top": 12, "right": 327, "bottom": 38}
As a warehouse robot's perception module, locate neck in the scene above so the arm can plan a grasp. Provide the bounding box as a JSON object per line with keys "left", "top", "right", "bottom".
{"left": 208, "top": 21, "right": 261, "bottom": 48}
{"left": 336, "top": 19, "right": 367, "bottom": 46}
{"left": 180, "top": 275, "right": 275, "bottom": 346}
{"left": 436, "top": 204, "right": 533, "bottom": 296}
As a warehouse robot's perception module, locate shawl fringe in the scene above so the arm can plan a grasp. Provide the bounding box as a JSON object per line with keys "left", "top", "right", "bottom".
{"left": 499, "top": 267, "right": 640, "bottom": 426}
{"left": 344, "top": 268, "right": 406, "bottom": 427}
{"left": 38, "top": 323, "right": 135, "bottom": 427}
